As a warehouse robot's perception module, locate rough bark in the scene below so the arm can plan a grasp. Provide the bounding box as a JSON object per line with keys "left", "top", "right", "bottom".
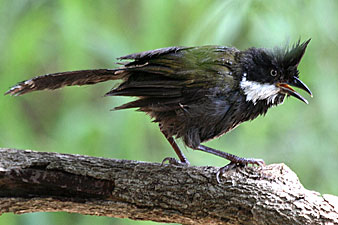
{"left": 0, "top": 148, "right": 337, "bottom": 225}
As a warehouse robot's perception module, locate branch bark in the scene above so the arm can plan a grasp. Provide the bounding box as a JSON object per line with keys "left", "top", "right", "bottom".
{"left": 0, "top": 148, "right": 337, "bottom": 224}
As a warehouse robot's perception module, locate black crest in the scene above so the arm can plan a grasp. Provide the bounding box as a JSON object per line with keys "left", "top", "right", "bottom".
{"left": 270, "top": 39, "right": 311, "bottom": 70}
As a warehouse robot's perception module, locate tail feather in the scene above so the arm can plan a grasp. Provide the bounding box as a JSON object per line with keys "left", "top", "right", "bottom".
{"left": 5, "top": 69, "right": 120, "bottom": 96}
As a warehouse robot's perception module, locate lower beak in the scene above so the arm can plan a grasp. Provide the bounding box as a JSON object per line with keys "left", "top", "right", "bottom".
{"left": 277, "top": 77, "right": 312, "bottom": 104}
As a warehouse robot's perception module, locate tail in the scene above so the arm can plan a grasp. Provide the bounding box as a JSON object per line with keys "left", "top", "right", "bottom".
{"left": 5, "top": 47, "right": 187, "bottom": 96}
{"left": 5, "top": 69, "right": 122, "bottom": 96}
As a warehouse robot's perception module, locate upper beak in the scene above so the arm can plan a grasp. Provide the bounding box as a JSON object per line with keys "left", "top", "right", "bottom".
{"left": 277, "top": 77, "right": 312, "bottom": 104}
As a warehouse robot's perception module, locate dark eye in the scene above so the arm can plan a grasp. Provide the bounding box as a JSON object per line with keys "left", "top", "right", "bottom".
{"left": 270, "top": 69, "right": 278, "bottom": 77}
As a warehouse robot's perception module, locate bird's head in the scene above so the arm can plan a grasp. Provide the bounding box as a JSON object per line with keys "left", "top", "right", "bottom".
{"left": 239, "top": 39, "right": 312, "bottom": 106}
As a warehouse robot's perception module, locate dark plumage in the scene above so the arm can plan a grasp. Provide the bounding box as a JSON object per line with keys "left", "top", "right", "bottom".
{"left": 6, "top": 40, "right": 312, "bottom": 177}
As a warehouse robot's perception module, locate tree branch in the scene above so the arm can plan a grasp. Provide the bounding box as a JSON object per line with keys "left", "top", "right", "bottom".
{"left": 0, "top": 148, "right": 337, "bottom": 224}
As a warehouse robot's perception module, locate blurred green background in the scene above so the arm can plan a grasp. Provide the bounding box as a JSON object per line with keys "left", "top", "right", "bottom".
{"left": 1, "top": 0, "right": 337, "bottom": 224}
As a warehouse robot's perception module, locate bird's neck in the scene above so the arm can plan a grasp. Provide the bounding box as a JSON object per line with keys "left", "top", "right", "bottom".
{"left": 239, "top": 73, "right": 284, "bottom": 106}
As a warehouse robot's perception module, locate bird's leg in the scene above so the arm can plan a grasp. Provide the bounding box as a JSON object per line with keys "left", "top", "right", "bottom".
{"left": 161, "top": 131, "right": 190, "bottom": 166}
{"left": 195, "top": 145, "right": 265, "bottom": 166}
{"left": 194, "top": 145, "right": 265, "bottom": 182}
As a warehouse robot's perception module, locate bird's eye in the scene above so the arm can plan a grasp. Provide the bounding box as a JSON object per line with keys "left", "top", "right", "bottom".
{"left": 270, "top": 69, "right": 278, "bottom": 77}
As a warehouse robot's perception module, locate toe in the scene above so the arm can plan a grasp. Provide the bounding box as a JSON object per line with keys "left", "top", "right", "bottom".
{"left": 161, "top": 157, "right": 190, "bottom": 166}
{"left": 216, "top": 162, "right": 236, "bottom": 183}
{"left": 246, "top": 158, "right": 265, "bottom": 166}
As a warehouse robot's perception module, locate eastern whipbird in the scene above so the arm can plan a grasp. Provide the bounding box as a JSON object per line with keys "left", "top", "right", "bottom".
{"left": 5, "top": 40, "right": 312, "bottom": 180}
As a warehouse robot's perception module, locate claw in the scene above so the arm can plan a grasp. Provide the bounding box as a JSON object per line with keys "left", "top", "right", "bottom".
{"left": 216, "top": 162, "right": 237, "bottom": 183}
{"left": 161, "top": 157, "right": 190, "bottom": 166}
{"left": 241, "top": 158, "right": 265, "bottom": 167}
{"left": 216, "top": 158, "right": 265, "bottom": 183}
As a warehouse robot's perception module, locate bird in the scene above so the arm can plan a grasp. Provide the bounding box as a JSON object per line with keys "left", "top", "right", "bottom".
{"left": 5, "top": 39, "right": 312, "bottom": 179}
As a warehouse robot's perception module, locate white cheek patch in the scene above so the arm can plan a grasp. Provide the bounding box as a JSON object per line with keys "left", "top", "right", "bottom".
{"left": 240, "top": 73, "right": 280, "bottom": 105}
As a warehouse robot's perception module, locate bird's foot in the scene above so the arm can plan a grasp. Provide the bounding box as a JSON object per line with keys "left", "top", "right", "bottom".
{"left": 161, "top": 157, "right": 190, "bottom": 166}
{"left": 216, "top": 158, "right": 265, "bottom": 183}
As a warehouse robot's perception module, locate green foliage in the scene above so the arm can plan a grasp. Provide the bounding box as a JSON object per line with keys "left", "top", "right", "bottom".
{"left": 1, "top": 0, "right": 338, "bottom": 224}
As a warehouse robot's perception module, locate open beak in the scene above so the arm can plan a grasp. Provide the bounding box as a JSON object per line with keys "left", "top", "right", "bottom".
{"left": 277, "top": 77, "right": 312, "bottom": 104}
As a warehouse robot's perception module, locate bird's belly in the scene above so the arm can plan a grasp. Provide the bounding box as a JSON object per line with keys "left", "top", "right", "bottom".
{"left": 175, "top": 100, "right": 237, "bottom": 147}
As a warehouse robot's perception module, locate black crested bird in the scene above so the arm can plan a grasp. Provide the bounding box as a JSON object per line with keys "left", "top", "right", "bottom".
{"left": 5, "top": 40, "right": 312, "bottom": 178}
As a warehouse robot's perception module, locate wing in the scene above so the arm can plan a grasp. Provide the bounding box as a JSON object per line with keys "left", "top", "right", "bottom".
{"left": 107, "top": 46, "right": 239, "bottom": 112}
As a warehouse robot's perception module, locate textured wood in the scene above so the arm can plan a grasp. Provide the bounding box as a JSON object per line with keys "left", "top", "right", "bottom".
{"left": 0, "top": 148, "right": 337, "bottom": 224}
